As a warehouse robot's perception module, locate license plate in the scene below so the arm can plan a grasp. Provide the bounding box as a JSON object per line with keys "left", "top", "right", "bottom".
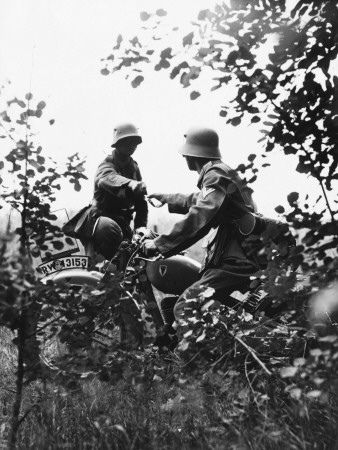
{"left": 37, "top": 256, "right": 89, "bottom": 277}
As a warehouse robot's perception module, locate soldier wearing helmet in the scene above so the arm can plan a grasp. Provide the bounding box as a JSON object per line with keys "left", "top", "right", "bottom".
{"left": 63, "top": 122, "right": 148, "bottom": 260}
{"left": 144, "top": 126, "right": 261, "bottom": 326}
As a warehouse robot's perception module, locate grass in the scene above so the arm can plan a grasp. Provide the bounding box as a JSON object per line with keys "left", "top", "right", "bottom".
{"left": 1, "top": 325, "right": 338, "bottom": 450}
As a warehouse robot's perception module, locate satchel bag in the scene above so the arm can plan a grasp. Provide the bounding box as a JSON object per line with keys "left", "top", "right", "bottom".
{"left": 62, "top": 204, "right": 92, "bottom": 239}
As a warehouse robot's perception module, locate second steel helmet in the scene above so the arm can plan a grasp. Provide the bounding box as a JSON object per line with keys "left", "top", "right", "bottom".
{"left": 179, "top": 127, "right": 222, "bottom": 159}
{"left": 111, "top": 122, "right": 142, "bottom": 147}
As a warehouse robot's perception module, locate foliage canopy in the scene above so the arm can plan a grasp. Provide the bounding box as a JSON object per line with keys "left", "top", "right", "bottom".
{"left": 103, "top": 0, "right": 338, "bottom": 285}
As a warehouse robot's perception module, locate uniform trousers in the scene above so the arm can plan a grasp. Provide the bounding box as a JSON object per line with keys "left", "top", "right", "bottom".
{"left": 92, "top": 216, "right": 124, "bottom": 260}
{"left": 173, "top": 258, "right": 257, "bottom": 322}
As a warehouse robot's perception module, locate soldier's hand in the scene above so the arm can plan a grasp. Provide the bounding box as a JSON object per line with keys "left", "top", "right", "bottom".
{"left": 135, "top": 227, "right": 158, "bottom": 240}
{"left": 129, "top": 180, "right": 147, "bottom": 197}
{"left": 141, "top": 239, "right": 159, "bottom": 257}
{"left": 147, "top": 193, "right": 166, "bottom": 207}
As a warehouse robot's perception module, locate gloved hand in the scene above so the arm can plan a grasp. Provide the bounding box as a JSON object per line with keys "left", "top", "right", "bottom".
{"left": 147, "top": 193, "right": 167, "bottom": 207}
{"left": 128, "top": 180, "right": 147, "bottom": 197}
{"left": 141, "top": 239, "right": 159, "bottom": 257}
{"left": 135, "top": 227, "right": 158, "bottom": 240}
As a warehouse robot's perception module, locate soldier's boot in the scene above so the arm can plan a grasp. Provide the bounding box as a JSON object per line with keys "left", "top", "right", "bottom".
{"left": 154, "top": 297, "right": 178, "bottom": 350}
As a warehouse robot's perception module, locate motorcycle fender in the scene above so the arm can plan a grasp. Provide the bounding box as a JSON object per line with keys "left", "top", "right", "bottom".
{"left": 145, "top": 255, "right": 201, "bottom": 295}
{"left": 43, "top": 269, "right": 103, "bottom": 286}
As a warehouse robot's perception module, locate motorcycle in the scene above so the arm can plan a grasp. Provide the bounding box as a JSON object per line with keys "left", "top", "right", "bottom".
{"left": 33, "top": 205, "right": 277, "bottom": 375}
{"left": 35, "top": 226, "right": 276, "bottom": 374}
{"left": 35, "top": 227, "right": 204, "bottom": 373}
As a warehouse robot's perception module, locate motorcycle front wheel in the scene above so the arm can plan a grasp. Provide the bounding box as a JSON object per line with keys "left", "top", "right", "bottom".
{"left": 38, "top": 312, "right": 126, "bottom": 376}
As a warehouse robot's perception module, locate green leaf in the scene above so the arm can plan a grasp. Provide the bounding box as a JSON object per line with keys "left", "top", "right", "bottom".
{"left": 196, "top": 330, "right": 206, "bottom": 342}
{"left": 289, "top": 388, "right": 302, "bottom": 400}
{"left": 8, "top": 98, "right": 26, "bottom": 108}
{"left": 178, "top": 339, "right": 189, "bottom": 351}
{"left": 211, "top": 84, "right": 220, "bottom": 91}
{"left": 101, "top": 68, "right": 110, "bottom": 76}
{"left": 28, "top": 159, "right": 39, "bottom": 169}
{"left": 266, "top": 141, "right": 274, "bottom": 152}
{"left": 284, "top": 146, "right": 297, "bottom": 155}
{"left": 251, "top": 116, "right": 260, "bottom": 123}
{"left": 296, "top": 162, "right": 309, "bottom": 174}
{"left": 113, "top": 34, "right": 123, "bottom": 50}
{"left": 130, "top": 36, "right": 141, "bottom": 47}
{"left": 227, "top": 116, "right": 242, "bottom": 126}
{"left": 170, "top": 61, "right": 189, "bottom": 79}
{"left": 27, "top": 169, "right": 35, "bottom": 177}
{"left": 280, "top": 366, "right": 298, "bottom": 378}
{"left": 306, "top": 390, "right": 322, "bottom": 399}
{"left": 190, "top": 91, "right": 200, "bottom": 100}
{"left": 287, "top": 192, "right": 299, "bottom": 206}
{"left": 227, "top": 50, "right": 238, "bottom": 65}
{"left": 0, "top": 111, "right": 11, "bottom": 122}
{"left": 25, "top": 93, "right": 33, "bottom": 100}
{"left": 37, "top": 101, "right": 46, "bottom": 110}
{"left": 160, "top": 47, "right": 172, "bottom": 59}
{"left": 131, "top": 75, "right": 144, "bottom": 88}
{"left": 183, "top": 32, "right": 194, "bottom": 47}
{"left": 156, "top": 8, "right": 167, "bottom": 17}
{"left": 275, "top": 205, "right": 285, "bottom": 214}
{"left": 198, "top": 9, "right": 209, "bottom": 20}
{"left": 140, "top": 11, "right": 151, "bottom": 21}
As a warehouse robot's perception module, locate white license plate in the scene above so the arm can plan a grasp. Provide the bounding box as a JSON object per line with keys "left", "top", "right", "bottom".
{"left": 38, "top": 256, "right": 89, "bottom": 277}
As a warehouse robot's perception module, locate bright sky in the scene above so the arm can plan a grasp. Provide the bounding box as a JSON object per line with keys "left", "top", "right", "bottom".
{"left": 0, "top": 0, "right": 322, "bottom": 228}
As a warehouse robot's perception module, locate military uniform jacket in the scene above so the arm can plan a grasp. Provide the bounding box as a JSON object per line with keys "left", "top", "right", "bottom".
{"left": 62, "top": 150, "right": 148, "bottom": 240}
{"left": 154, "top": 160, "right": 258, "bottom": 271}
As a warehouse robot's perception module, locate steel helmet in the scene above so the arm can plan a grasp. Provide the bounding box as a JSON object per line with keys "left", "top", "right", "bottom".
{"left": 179, "top": 127, "right": 222, "bottom": 159}
{"left": 111, "top": 122, "right": 142, "bottom": 147}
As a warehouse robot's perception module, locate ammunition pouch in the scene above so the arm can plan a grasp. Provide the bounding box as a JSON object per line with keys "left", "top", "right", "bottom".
{"left": 234, "top": 213, "right": 295, "bottom": 269}
{"left": 233, "top": 212, "right": 289, "bottom": 238}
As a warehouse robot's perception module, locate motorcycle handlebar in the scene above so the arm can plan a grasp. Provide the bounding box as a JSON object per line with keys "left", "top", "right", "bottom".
{"left": 119, "top": 228, "right": 161, "bottom": 265}
{"left": 146, "top": 196, "right": 163, "bottom": 208}
{"left": 112, "top": 228, "right": 185, "bottom": 275}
